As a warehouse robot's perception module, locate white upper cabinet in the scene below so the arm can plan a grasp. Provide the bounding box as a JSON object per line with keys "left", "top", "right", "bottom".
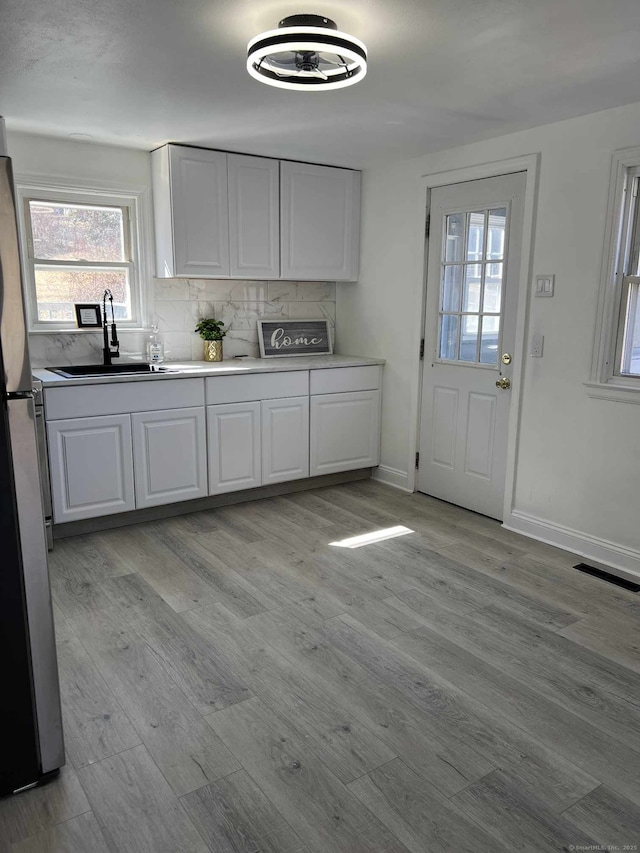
{"left": 152, "top": 145, "right": 230, "bottom": 278}
{"left": 152, "top": 144, "right": 360, "bottom": 281}
{"left": 228, "top": 154, "right": 280, "bottom": 279}
{"left": 280, "top": 161, "right": 360, "bottom": 281}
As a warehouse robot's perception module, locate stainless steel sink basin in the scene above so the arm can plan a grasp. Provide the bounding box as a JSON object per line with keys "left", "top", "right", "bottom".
{"left": 48, "top": 363, "right": 177, "bottom": 378}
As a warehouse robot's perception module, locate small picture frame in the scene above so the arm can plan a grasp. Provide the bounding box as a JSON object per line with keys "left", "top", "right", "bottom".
{"left": 257, "top": 318, "right": 333, "bottom": 358}
{"left": 74, "top": 303, "right": 102, "bottom": 328}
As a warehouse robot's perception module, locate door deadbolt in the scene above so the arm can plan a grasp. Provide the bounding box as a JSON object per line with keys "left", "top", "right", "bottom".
{"left": 501, "top": 353, "right": 512, "bottom": 365}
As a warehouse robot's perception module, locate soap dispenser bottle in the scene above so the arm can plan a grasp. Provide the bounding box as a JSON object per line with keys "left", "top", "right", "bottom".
{"left": 146, "top": 324, "right": 164, "bottom": 364}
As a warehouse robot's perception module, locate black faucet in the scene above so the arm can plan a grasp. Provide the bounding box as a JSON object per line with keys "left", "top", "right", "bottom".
{"left": 102, "top": 289, "right": 120, "bottom": 365}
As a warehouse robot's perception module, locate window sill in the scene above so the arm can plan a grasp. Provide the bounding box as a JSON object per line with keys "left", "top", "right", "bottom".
{"left": 584, "top": 381, "right": 640, "bottom": 404}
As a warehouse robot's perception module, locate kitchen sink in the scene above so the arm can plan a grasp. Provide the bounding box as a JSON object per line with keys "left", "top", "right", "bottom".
{"left": 48, "top": 363, "right": 177, "bottom": 378}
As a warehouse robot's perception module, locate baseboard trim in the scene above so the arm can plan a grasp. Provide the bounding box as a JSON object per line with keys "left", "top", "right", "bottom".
{"left": 372, "top": 465, "right": 412, "bottom": 492}
{"left": 54, "top": 468, "right": 372, "bottom": 539}
{"left": 503, "top": 509, "right": 640, "bottom": 584}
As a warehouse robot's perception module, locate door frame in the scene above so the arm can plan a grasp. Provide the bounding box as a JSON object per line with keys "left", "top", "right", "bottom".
{"left": 408, "top": 154, "right": 540, "bottom": 522}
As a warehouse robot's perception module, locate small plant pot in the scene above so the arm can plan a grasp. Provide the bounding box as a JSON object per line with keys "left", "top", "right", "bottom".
{"left": 203, "top": 340, "right": 223, "bottom": 362}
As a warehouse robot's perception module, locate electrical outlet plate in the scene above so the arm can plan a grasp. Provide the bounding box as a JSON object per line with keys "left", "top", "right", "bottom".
{"left": 531, "top": 333, "right": 544, "bottom": 357}
{"left": 535, "top": 274, "right": 555, "bottom": 297}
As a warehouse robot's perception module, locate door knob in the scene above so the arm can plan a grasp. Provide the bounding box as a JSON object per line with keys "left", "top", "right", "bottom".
{"left": 495, "top": 377, "right": 511, "bottom": 390}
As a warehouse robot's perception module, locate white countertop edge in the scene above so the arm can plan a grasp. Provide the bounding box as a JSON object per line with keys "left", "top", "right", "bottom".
{"left": 33, "top": 355, "right": 385, "bottom": 387}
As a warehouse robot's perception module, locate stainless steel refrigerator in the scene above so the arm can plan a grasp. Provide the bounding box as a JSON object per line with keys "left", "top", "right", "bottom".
{"left": 0, "top": 122, "right": 64, "bottom": 796}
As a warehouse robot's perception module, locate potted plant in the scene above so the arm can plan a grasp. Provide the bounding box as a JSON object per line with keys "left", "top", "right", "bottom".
{"left": 195, "top": 318, "right": 227, "bottom": 362}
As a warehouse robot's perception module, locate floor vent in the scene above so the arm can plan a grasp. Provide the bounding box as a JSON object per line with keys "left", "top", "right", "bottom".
{"left": 574, "top": 563, "right": 640, "bottom": 593}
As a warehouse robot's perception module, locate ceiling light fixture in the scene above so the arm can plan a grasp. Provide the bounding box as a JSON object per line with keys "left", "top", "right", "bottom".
{"left": 247, "top": 14, "right": 367, "bottom": 91}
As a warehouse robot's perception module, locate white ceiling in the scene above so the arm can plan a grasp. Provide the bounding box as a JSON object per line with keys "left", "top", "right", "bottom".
{"left": 2, "top": 0, "right": 640, "bottom": 168}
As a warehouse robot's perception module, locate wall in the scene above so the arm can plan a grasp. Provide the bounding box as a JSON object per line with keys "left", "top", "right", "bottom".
{"left": 336, "top": 100, "right": 640, "bottom": 575}
{"left": 27, "top": 278, "right": 336, "bottom": 366}
{"left": 6, "top": 132, "right": 336, "bottom": 366}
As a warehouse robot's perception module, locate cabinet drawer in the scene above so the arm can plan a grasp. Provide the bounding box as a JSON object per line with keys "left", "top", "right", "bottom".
{"left": 205, "top": 371, "right": 308, "bottom": 404}
{"left": 310, "top": 365, "right": 381, "bottom": 395}
{"left": 45, "top": 379, "right": 205, "bottom": 420}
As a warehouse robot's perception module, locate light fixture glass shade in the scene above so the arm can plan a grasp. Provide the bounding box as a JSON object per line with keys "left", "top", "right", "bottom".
{"left": 247, "top": 15, "right": 367, "bottom": 91}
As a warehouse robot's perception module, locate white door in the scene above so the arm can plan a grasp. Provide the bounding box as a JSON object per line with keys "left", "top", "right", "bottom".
{"left": 418, "top": 172, "right": 526, "bottom": 520}
{"left": 310, "top": 390, "right": 381, "bottom": 476}
{"left": 131, "top": 407, "right": 207, "bottom": 509}
{"left": 280, "top": 161, "right": 360, "bottom": 281}
{"left": 47, "top": 414, "right": 135, "bottom": 523}
{"left": 207, "top": 401, "right": 261, "bottom": 494}
{"left": 169, "top": 146, "right": 230, "bottom": 277}
{"left": 261, "top": 396, "right": 309, "bottom": 485}
{"left": 228, "top": 154, "right": 280, "bottom": 279}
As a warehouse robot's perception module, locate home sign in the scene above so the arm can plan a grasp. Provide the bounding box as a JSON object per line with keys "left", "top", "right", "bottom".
{"left": 257, "top": 319, "right": 333, "bottom": 358}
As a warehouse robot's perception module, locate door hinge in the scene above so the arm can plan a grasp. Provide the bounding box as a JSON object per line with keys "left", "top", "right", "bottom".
{"left": 415, "top": 452, "right": 420, "bottom": 470}
{"left": 425, "top": 215, "right": 431, "bottom": 238}
{"left": 419, "top": 338, "right": 425, "bottom": 360}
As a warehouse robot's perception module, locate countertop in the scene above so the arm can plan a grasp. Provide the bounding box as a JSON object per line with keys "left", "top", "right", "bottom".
{"left": 33, "top": 354, "right": 385, "bottom": 388}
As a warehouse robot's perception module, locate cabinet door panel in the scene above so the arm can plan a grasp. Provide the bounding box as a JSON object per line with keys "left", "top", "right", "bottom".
{"left": 261, "top": 396, "right": 309, "bottom": 485}
{"left": 170, "top": 146, "right": 230, "bottom": 277}
{"left": 310, "top": 390, "right": 380, "bottom": 476}
{"left": 280, "top": 161, "right": 360, "bottom": 281}
{"left": 132, "top": 407, "right": 207, "bottom": 508}
{"left": 228, "top": 154, "right": 279, "bottom": 279}
{"left": 47, "top": 414, "right": 134, "bottom": 523}
{"left": 208, "top": 402, "right": 261, "bottom": 494}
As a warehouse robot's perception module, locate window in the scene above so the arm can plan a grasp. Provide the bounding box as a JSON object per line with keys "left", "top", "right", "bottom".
{"left": 591, "top": 147, "right": 640, "bottom": 396}
{"left": 18, "top": 185, "right": 145, "bottom": 331}
{"left": 614, "top": 168, "right": 640, "bottom": 377}
{"left": 438, "top": 207, "right": 507, "bottom": 365}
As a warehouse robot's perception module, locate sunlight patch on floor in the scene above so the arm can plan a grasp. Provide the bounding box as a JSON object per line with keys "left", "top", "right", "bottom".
{"left": 329, "top": 525, "right": 414, "bottom": 549}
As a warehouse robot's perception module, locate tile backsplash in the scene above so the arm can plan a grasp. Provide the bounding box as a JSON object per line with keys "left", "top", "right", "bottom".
{"left": 28, "top": 279, "right": 336, "bottom": 367}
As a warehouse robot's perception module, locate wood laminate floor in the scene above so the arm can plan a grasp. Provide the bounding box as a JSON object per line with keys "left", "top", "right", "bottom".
{"left": 2, "top": 480, "right": 640, "bottom": 852}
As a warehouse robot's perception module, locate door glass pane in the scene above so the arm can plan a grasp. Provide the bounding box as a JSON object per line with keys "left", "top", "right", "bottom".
{"left": 437, "top": 203, "right": 508, "bottom": 366}
{"left": 487, "top": 208, "right": 507, "bottom": 260}
{"left": 444, "top": 213, "right": 464, "bottom": 262}
{"left": 439, "top": 315, "right": 459, "bottom": 360}
{"left": 483, "top": 262, "right": 503, "bottom": 312}
{"left": 28, "top": 201, "right": 126, "bottom": 262}
{"left": 459, "top": 315, "right": 478, "bottom": 362}
{"left": 462, "top": 265, "right": 482, "bottom": 312}
{"left": 479, "top": 315, "right": 500, "bottom": 364}
{"left": 442, "top": 265, "right": 462, "bottom": 312}
{"left": 466, "top": 211, "right": 485, "bottom": 261}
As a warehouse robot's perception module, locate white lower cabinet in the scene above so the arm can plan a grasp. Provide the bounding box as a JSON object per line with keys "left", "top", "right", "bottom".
{"left": 261, "top": 396, "right": 309, "bottom": 485}
{"left": 131, "top": 407, "right": 207, "bottom": 508}
{"left": 207, "top": 402, "right": 261, "bottom": 494}
{"left": 310, "top": 390, "right": 381, "bottom": 476}
{"left": 46, "top": 368, "right": 382, "bottom": 526}
{"left": 47, "top": 413, "right": 135, "bottom": 523}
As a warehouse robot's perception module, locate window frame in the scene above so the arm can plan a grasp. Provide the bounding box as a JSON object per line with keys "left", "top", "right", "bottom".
{"left": 589, "top": 147, "right": 640, "bottom": 402}
{"left": 15, "top": 180, "right": 149, "bottom": 334}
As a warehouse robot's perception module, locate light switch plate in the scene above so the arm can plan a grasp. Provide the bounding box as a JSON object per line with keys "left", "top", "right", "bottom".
{"left": 535, "top": 274, "right": 555, "bottom": 297}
